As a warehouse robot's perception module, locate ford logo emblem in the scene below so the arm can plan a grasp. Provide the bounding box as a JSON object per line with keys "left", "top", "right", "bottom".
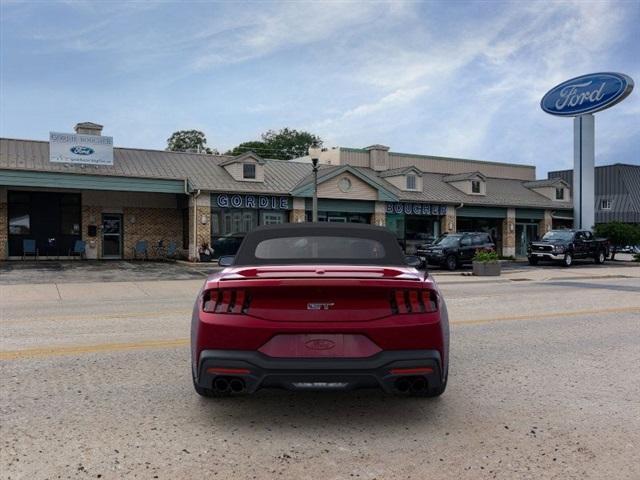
{"left": 70, "top": 146, "right": 95, "bottom": 155}
{"left": 541, "top": 72, "right": 634, "bottom": 117}
{"left": 304, "top": 339, "right": 336, "bottom": 350}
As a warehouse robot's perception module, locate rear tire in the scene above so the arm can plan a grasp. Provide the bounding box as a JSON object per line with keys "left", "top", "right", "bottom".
{"left": 445, "top": 255, "right": 457, "bottom": 271}
{"left": 595, "top": 250, "right": 606, "bottom": 264}
{"left": 562, "top": 253, "right": 573, "bottom": 267}
{"left": 528, "top": 256, "right": 539, "bottom": 266}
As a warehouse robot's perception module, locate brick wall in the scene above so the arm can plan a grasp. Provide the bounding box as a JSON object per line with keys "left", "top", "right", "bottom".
{"left": 502, "top": 208, "right": 516, "bottom": 257}
{"left": 123, "top": 207, "right": 182, "bottom": 260}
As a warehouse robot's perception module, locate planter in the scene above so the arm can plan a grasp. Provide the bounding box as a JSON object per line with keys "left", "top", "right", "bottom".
{"left": 472, "top": 260, "right": 501, "bottom": 276}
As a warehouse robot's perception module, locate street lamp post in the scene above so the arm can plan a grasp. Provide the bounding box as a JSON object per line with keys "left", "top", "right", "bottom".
{"left": 308, "top": 145, "right": 322, "bottom": 223}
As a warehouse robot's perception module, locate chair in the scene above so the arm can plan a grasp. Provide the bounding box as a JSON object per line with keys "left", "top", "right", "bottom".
{"left": 68, "top": 240, "right": 86, "bottom": 260}
{"left": 133, "top": 240, "right": 149, "bottom": 260}
{"left": 22, "top": 239, "right": 38, "bottom": 261}
{"left": 165, "top": 240, "right": 177, "bottom": 259}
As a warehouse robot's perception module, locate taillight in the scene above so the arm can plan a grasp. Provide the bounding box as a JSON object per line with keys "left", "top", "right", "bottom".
{"left": 390, "top": 289, "right": 438, "bottom": 314}
{"left": 202, "top": 289, "right": 251, "bottom": 314}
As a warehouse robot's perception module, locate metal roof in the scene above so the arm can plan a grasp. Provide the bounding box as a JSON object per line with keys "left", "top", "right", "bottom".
{"left": 1, "top": 137, "right": 573, "bottom": 210}
{"left": 443, "top": 171, "right": 486, "bottom": 182}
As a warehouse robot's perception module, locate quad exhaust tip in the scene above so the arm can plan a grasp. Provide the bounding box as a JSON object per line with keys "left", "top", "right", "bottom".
{"left": 394, "top": 376, "right": 428, "bottom": 394}
{"left": 212, "top": 376, "right": 246, "bottom": 394}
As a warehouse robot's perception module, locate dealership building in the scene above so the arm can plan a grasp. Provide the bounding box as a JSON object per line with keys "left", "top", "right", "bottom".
{"left": 0, "top": 122, "right": 575, "bottom": 261}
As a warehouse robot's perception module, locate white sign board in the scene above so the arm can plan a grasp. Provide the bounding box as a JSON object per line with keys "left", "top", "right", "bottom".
{"left": 49, "top": 132, "right": 114, "bottom": 166}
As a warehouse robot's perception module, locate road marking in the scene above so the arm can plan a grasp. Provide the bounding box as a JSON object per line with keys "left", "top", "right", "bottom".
{"left": 2, "top": 309, "right": 190, "bottom": 323}
{"left": 0, "top": 338, "right": 190, "bottom": 361}
{"left": 2, "top": 306, "right": 639, "bottom": 361}
{"left": 452, "top": 306, "right": 640, "bottom": 325}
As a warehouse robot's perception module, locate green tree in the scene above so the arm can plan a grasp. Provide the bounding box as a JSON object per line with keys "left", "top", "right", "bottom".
{"left": 594, "top": 222, "right": 640, "bottom": 260}
{"left": 167, "top": 130, "right": 217, "bottom": 154}
{"left": 226, "top": 128, "right": 322, "bottom": 160}
{"left": 225, "top": 141, "right": 269, "bottom": 157}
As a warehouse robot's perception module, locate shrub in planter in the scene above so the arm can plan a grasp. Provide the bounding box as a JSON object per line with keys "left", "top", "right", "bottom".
{"left": 472, "top": 250, "right": 501, "bottom": 276}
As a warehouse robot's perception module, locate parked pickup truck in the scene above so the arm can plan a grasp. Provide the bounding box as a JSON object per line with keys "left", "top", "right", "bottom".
{"left": 527, "top": 230, "right": 609, "bottom": 267}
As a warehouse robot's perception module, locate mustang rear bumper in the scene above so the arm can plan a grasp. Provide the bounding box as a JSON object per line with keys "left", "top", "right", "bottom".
{"left": 196, "top": 349, "right": 443, "bottom": 393}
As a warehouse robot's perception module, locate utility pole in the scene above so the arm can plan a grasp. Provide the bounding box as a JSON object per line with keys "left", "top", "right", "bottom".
{"left": 308, "top": 144, "right": 322, "bottom": 223}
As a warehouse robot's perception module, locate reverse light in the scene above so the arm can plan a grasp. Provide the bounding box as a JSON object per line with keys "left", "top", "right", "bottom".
{"left": 390, "top": 289, "right": 438, "bottom": 314}
{"left": 202, "top": 289, "right": 251, "bottom": 314}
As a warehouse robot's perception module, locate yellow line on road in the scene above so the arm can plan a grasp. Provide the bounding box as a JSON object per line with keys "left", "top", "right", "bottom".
{"left": 0, "top": 338, "right": 189, "bottom": 361}
{"left": 2, "top": 306, "right": 639, "bottom": 361}
{"left": 3, "top": 309, "right": 190, "bottom": 323}
{"left": 452, "top": 306, "right": 640, "bottom": 325}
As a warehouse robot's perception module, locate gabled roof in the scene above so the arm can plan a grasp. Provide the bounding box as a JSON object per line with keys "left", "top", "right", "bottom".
{"left": 290, "top": 164, "right": 398, "bottom": 201}
{"left": 443, "top": 171, "right": 486, "bottom": 182}
{"left": 218, "top": 151, "right": 266, "bottom": 166}
{"left": 378, "top": 166, "right": 423, "bottom": 178}
{"left": 523, "top": 178, "right": 568, "bottom": 188}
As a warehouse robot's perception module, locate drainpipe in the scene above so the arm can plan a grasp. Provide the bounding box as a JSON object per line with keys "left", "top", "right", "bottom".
{"left": 192, "top": 189, "right": 201, "bottom": 261}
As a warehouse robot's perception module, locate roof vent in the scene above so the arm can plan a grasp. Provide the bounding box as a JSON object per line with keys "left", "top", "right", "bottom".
{"left": 74, "top": 122, "right": 103, "bottom": 136}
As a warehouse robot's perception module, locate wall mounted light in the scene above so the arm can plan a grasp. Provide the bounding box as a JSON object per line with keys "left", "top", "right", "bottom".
{"left": 200, "top": 215, "right": 208, "bottom": 225}
{"left": 129, "top": 215, "right": 136, "bottom": 224}
{"left": 509, "top": 222, "right": 514, "bottom": 232}
{"left": 448, "top": 221, "right": 453, "bottom": 230}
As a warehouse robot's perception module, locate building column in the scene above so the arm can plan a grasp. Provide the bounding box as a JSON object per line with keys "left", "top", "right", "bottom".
{"left": 81, "top": 204, "right": 103, "bottom": 259}
{"left": 539, "top": 210, "right": 552, "bottom": 238}
{"left": 502, "top": 208, "right": 516, "bottom": 257}
{"left": 189, "top": 193, "right": 212, "bottom": 261}
{"left": 371, "top": 201, "right": 386, "bottom": 226}
{"left": 440, "top": 205, "right": 456, "bottom": 233}
{"left": 0, "top": 188, "right": 7, "bottom": 260}
{"left": 289, "top": 197, "right": 306, "bottom": 223}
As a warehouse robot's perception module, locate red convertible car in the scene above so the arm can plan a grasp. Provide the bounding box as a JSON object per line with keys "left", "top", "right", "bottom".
{"left": 191, "top": 223, "right": 449, "bottom": 398}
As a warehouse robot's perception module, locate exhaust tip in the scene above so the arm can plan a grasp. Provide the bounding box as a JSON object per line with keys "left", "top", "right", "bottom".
{"left": 229, "top": 378, "right": 245, "bottom": 393}
{"left": 410, "top": 377, "right": 427, "bottom": 393}
{"left": 213, "top": 377, "right": 230, "bottom": 393}
{"left": 395, "top": 378, "right": 411, "bottom": 393}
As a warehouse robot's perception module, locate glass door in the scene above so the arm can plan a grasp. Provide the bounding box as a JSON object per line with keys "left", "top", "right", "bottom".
{"left": 102, "top": 214, "right": 123, "bottom": 259}
{"left": 516, "top": 223, "right": 538, "bottom": 257}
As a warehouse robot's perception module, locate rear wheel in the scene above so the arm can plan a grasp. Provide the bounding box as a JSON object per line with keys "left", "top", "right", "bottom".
{"left": 562, "top": 253, "right": 573, "bottom": 267}
{"left": 445, "top": 255, "right": 457, "bottom": 271}
{"left": 528, "top": 256, "right": 539, "bottom": 266}
{"left": 595, "top": 250, "right": 606, "bottom": 264}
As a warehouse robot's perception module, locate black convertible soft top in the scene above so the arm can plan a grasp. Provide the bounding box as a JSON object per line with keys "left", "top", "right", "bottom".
{"left": 232, "top": 223, "right": 406, "bottom": 266}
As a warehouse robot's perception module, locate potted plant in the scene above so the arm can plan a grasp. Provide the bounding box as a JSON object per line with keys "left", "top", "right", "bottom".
{"left": 472, "top": 250, "right": 501, "bottom": 276}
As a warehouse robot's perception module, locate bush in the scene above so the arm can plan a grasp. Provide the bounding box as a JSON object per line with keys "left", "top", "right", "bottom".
{"left": 594, "top": 222, "right": 640, "bottom": 260}
{"left": 473, "top": 250, "right": 499, "bottom": 262}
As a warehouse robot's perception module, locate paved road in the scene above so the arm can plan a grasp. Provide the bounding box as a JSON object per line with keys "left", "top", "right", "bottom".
{"left": 1, "top": 269, "right": 640, "bottom": 479}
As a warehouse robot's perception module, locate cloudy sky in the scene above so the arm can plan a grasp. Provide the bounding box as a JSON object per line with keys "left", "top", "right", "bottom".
{"left": 1, "top": 0, "right": 638, "bottom": 176}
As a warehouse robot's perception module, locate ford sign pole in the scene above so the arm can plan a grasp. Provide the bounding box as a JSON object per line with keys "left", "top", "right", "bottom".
{"left": 541, "top": 72, "right": 634, "bottom": 230}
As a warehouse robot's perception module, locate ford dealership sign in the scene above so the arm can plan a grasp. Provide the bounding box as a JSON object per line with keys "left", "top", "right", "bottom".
{"left": 50, "top": 132, "right": 114, "bottom": 165}
{"left": 541, "top": 72, "right": 634, "bottom": 116}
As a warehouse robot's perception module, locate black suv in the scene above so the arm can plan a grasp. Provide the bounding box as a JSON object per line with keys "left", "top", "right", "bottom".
{"left": 418, "top": 232, "right": 495, "bottom": 270}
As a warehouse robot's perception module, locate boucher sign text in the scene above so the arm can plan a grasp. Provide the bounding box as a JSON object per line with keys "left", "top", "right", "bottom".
{"left": 49, "top": 132, "right": 114, "bottom": 166}
{"left": 386, "top": 203, "right": 447, "bottom": 216}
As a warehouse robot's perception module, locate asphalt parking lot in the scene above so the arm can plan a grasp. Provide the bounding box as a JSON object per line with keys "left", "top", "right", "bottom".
{"left": 1, "top": 261, "right": 639, "bottom": 479}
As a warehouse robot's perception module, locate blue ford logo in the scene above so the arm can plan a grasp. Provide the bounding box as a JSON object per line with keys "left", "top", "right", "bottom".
{"left": 541, "top": 72, "right": 633, "bottom": 117}
{"left": 70, "top": 146, "right": 95, "bottom": 155}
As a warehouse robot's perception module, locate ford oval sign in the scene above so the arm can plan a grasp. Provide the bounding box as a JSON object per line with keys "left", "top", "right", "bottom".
{"left": 70, "top": 146, "right": 95, "bottom": 155}
{"left": 541, "top": 72, "right": 633, "bottom": 116}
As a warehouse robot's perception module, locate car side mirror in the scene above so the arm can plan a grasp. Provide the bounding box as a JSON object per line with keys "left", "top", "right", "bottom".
{"left": 405, "top": 255, "right": 422, "bottom": 268}
{"left": 218, "top": 255, "right": 235, "bottom": 267}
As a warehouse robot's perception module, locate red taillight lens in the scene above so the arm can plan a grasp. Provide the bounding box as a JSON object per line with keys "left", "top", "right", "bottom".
{"left": 390, "top": 289, "right": 438, "bottom": 314}
{"left": 202, "top": 289, "right": 251, "bottom": 314}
